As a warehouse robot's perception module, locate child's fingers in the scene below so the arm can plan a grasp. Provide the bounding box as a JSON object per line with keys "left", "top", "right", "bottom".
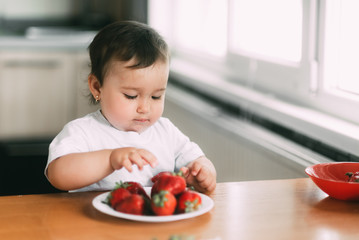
{"left": 122, "top": 159, "right": 133, "bottom": 172}
{"left": 194, "top": 169, "right": 212, "bottom": 191}
{"left": 110, "top": 147, "right": 157, "bottom": 171}
{"left": 189, "top": 161, "right": 202, "bottom": 177}
{"left": 128, "top": 151, "right": 146, "bottom": 170}
{"left": 195, "top": 168, "right": 208, "bottom": 184}
{"left": 137, "top": 149, "right": 158, "bottom": 168}
{"left": 191, "top": 165, "right": 216, "bottom": 194}
{"left": 180, "top": 167, "right": 190, "bottom": 177}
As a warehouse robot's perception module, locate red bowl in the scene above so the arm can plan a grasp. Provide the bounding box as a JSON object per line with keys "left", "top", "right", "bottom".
{"left": 305, "top": 162, "right": 359, "bottom": 201}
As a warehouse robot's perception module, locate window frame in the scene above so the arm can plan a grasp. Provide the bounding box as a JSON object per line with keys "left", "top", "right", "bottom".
{"left": 226, "top": 0, "right": 312, "bottom": 94}
{"left": 314, "top": 0, "right": 359, "bottom": 124}
{"left": 157, "top": 0, "right": 319, "bottom": 106}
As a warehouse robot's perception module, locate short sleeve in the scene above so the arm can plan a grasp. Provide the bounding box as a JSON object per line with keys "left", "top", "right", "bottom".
{"left": 44, "top": 120, "right": 91, "bottom": 178}
{"left": 160, "top": 118, "right": 204, "bottom": 170}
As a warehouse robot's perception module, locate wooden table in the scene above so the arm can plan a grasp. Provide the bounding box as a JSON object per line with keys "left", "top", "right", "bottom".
{"left": 1, "top": 178, "right": 359, "bottom": 240}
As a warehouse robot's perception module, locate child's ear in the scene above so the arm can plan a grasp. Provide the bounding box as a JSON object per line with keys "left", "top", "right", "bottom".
{"left": 88, "top": 74, "right": 101, "bottom": 99}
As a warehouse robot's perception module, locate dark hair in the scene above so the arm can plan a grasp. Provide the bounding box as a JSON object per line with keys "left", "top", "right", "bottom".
{"left": 88, "top": 20, "right": 169, "bottom": 104}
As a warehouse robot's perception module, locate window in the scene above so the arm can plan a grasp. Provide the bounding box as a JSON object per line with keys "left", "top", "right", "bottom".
{"left": 229, "top": 0, "right": 302, "bottom": 63}
{"left": 150, "top": 0, "right": 316, "bottom": 105}
{"left": 148, "top": 0, "right": 359, "bottom": 156}
{"left": 173, "top": 0, "right": 227, "bottom": 57}
{"left": 322, "top": 0, "right": 359, "bottom": 97}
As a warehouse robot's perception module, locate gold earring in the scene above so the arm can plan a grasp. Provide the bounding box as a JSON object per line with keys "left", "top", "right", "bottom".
{"left": 95, "top": 95, "right": 99, "bottom": 103}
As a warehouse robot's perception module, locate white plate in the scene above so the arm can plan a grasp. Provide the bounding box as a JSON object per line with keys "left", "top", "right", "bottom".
{"left": 92, "top": 187, "right": 214, "bottom": 222}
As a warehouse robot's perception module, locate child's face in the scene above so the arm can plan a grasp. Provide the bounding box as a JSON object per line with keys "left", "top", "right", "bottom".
{"left": 99, "top": 60, "right": 169, "bottom": 133}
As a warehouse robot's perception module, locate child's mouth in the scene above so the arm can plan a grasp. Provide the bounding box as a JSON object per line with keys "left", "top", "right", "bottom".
{"left": 134, "top": 119, "right": 149, "bottom": 123}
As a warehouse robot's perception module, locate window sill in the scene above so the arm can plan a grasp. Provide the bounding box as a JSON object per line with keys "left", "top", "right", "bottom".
{"left": 169, "top": 57, "right": 359, "bottom": 158}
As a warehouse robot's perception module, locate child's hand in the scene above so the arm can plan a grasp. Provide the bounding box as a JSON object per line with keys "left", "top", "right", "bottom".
{"left": 109, "top": 147, "right": 158, "bottom": 172}
{"left": 180, "top": 156, "right": 216, "bottom": 194}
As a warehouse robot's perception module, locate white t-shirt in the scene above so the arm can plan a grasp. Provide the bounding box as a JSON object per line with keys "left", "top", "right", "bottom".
{"left": 45, "top": 110, "right": 204, "bottom": 192}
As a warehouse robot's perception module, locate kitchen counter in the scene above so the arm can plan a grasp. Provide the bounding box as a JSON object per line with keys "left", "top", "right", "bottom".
{"left": 1, "top": 178, "right": 359, "bottom": 239}
{"left": 0, "top": 28, "right": 96, "bottom": 50}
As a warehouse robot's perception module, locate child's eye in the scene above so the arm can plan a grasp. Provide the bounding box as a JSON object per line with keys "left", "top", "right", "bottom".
{"left": 152, "top": 95, "right": 162, "bottom": 100}
{"left": 124, "top": 94, "right": 137, "bottom": 99}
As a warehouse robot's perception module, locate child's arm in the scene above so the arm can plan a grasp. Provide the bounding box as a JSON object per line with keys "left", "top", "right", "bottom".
{"left": 47, "top": 147, "right": 158, "bottom": 191}
{"left": 180, "top": 156, "right": 217, "bottom": 194}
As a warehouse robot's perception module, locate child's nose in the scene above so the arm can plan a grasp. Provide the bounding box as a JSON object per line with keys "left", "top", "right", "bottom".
{"left": 137, "top": 99, "right": 150, "bottom": 113}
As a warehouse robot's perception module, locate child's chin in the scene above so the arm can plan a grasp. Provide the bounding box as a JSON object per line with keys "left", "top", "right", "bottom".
{"left": 126, "top": 125, "right": 151, "bottom": 133}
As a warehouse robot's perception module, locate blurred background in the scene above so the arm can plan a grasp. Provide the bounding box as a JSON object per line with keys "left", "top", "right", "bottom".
{"left": 0, "top": 0, "right": 147, "bottom": 195}
{"left": 0, "top": 0, "right": 358, "bottom": 195}
{"left": 0, "top": 0, "right": 147, "bottom": 33}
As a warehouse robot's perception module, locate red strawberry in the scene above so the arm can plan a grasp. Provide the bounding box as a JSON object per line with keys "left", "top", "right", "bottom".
{"left": 115, "top": 194, "right": 145, "bottom": 215}
{"left": 151, "top": 171, "right": 172, "bottom": 183}
{"left": 346, "top": 172, "right": 359, "bottom": 182}
{"left": 176, "top": 190, "right": 202, "bottom": 213}
{"left": 119, "top": 181, "right": 150, "bottom": 200}
{"left": 151, "top": 171, "right": 186, "bottom": 197}
{"left": 108, "top": 188, "right": 131, "bottom": 208}
{"left": 151, "top": 190, "right": 177, "bottom": 216}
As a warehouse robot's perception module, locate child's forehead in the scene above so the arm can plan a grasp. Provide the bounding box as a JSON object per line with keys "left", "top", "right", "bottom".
{"left": 104, "top": 59, "right": 169, "bottom": 85}
{"left": 106, "top": 60, "right": 129, "bottom": 72}
{"left": 107, "top": 59, "right": 168, "bottom": 73}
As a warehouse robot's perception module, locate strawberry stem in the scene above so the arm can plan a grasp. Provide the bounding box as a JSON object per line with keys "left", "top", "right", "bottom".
{"left": 152, "top": 190, "right": 169, "bottom": 207}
